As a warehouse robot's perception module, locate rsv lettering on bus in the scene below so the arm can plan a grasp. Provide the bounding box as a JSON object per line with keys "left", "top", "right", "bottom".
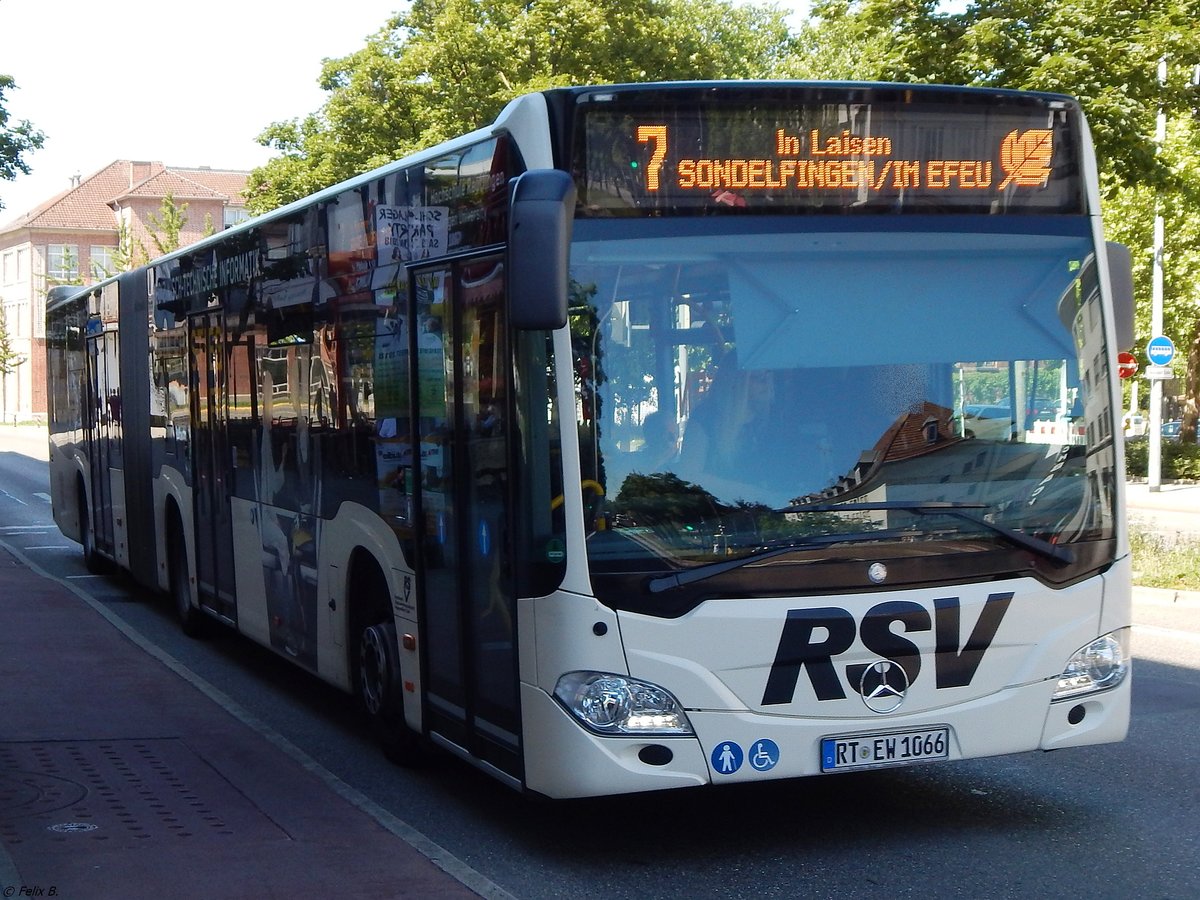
{"left": 761, "top": 592, "right": 1013, "bottom": 705}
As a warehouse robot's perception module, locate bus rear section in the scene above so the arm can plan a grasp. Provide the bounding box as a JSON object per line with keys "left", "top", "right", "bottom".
{"left": 518, "top": 83, "right": 1132, "bottom": 798}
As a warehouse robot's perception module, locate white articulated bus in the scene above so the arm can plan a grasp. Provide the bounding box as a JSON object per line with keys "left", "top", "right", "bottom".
{"left": 47, "top": 82, "right": 1134, "bottom": 799}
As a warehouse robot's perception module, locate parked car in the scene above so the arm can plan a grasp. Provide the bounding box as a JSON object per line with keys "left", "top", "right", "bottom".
{"left": 1027, "top": 397, "right": 1063, "bottom": 419}
{"left": 1156, "top": 422, "right": 1195, "bottom": 444}
{"left": 963, "top": 404, "right": 1014, "bottom": 441}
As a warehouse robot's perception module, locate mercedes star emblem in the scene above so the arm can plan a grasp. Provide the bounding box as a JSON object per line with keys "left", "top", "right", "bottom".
{"left": 860, "top": 659, "right": 909, "bottom": 713}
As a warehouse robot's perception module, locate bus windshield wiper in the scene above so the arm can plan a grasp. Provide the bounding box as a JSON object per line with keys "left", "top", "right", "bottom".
{"left": 645, "top": 528, "right": 913, "bottom": 594}
{"left": 784, "top": 501, "right": 1075, "bottom": 565}
{"left": 647, "top": 501, "right": 1074, "bottom": 595}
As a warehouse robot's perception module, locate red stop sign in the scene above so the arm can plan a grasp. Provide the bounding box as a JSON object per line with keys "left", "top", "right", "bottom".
{"left": 1117, "top": 351, "right": 1138, "bottom": 379}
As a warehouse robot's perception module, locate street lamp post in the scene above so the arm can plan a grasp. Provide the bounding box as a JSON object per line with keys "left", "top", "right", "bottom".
{"left": 1148, "top": 55, "right": 1167, "bottom": 492}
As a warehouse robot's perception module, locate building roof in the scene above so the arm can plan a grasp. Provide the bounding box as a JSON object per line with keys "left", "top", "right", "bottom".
{"left": 174, "top": 167, "right": 252, "bottom": 202}
{"left": 0, "top": 160, "right": 250, "bottom": 235}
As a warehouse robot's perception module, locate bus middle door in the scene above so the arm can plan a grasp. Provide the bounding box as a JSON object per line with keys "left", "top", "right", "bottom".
{"left": 83, "top": 318, "right": 119, "bottom": 561}
{"left": 188, "top": 311, "right": 237, "bottom": 622}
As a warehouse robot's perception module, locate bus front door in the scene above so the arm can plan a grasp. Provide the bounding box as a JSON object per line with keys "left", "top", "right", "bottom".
{"left": 188, "top": 312, "right": 237, "bottom": 621}
{"left": 412, "top": 258, "right": 521, "bottom": 783}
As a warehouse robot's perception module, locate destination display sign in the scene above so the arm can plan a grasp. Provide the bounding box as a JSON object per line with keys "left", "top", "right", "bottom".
{"left": 574, "top": 89, "right": 1084, "bottom": 216}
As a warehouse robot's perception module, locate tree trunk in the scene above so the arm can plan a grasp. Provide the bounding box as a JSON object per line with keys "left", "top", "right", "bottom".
{"left": 1182, "top": 324, "right": 1199, "bottom": 445}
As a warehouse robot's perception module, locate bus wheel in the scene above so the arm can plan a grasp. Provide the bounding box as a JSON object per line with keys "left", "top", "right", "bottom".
{"left": 168, "top": 527, "right": 206, "bottom": 639}
{"left": 78, "top": 491, "right": 106, "bottom": 575}
{"left": 358, "top": 617, "right": 425, "bottom": 767}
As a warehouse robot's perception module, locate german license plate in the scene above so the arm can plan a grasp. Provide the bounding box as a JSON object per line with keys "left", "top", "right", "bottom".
{"left": 821, "top": 726, "right": 950, "bottom": 772}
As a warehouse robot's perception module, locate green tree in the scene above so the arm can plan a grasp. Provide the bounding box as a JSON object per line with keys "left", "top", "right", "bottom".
{"left": 112, "top": 220, "right": 136, "bottom": 273}
{"left": 797, "top": 0, "right": 1199, "bottom": 188}
{"left": 0, "top": 75, "right": 45, "bottom": 211}
{"left": 246, "top": 0, "right": 792, "bottom": 212}
{"left": 784, "top": 0, "right": 966, "bottom": 83}
{"left": 144, "top": 193, "right": 189, "bottom": 258}
{"left": 954, "top": 1, "right": 1200, "bottom": 443}
{"left": 613, "top": 472, "right": 726, "bottom": 527}
{"left": 1104, "top": 114, "right": 1200, "bottom": 443}
{"left": 243, "top": 0, "right": 1200, "bottom": 442}
{"left": 795, "top": 0, "right": 1200, "bottom": 442}
{"left": 0, "top": 305, "right": 26, "bottom": 423}
{"left": 784, "top": 1, "right": 901, "bottom": 80}
{"left": 46, "top": 245, "right": 83, "bottom": 290}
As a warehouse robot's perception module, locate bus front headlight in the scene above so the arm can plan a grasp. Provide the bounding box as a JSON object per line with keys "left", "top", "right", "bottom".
{"left": 554, "top": 672, "right": 694, "bottom": 736}
{"left": 1053, "top": 629, "right": 1130, "bottom": 700}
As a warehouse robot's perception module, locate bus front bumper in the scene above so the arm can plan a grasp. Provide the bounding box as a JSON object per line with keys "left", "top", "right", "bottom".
{"left": 519, "top": 674, "right": 1130, "bottom": 799}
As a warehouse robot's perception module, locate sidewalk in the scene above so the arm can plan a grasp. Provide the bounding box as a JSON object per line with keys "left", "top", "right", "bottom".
{"left": 0, "top": 425, "right": 48, "bottom": 462}
{"left": 1122, "top": 482, "right": 1200, "bottom": 605}
{"left": 1125, "top": 480, "right": 1200, "bottom": 516}
{"left": 0, "top": 542, "right": 488, "bottom": 900}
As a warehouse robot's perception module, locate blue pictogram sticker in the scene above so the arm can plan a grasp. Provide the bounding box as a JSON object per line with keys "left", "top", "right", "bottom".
{"left": 711, "top": 741, "right": 743, "bottom": 775}
{"left": 748, "top": 738, "right": 780, "bottom": 772}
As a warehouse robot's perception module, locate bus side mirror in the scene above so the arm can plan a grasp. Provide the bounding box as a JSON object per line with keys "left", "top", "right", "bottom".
{"left": 1106, "top": 242, "right": 1134, "bottom": 350}
{"left": 508, "top": 170, "right": 576, "bottom": 330}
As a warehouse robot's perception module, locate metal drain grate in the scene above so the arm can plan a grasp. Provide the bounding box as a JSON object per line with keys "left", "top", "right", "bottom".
{"left": 0, "top": 739, "right": 287, "bottom": 846}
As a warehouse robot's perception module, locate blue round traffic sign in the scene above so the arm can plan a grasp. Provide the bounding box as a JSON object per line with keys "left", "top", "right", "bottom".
{"left": 1146, "top": 335, "right": 1175, "bottom": 367}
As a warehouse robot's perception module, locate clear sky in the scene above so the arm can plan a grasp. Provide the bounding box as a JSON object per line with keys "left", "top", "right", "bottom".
{"left": 0, "top": 0, "right": 810, "bottom": 223}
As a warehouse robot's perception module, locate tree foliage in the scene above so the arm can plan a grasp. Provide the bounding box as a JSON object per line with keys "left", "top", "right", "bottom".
{"left": 614, "top": 472, "right": 723, "bottom": 526}
{"left": 1103, "top": 114, "right": 1200, "bottom": 440}
{"left": 245, "top": 0, "right": 1200, "bottom": 440}
{"left": 0, "top": 306, "right": 22, "bottom": 377}
{"left": 245, "top": 0, "right": 792, "bottom": 212}
{"left": 794, "top": 0, "right": 1200, "bottom": 440}
{"left": 0, "top": 75, "right": 46, "bottom": 211}
{"left": 794, "top": 1, "right": 1200, "bottom": 191}
{"left": 144, "top": 193, "right": 189, "bottom": 259}
{"left": 0, "top": 305, "right": 25, "bottom": 423}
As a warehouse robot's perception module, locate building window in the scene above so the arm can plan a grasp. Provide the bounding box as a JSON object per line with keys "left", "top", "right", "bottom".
{"left": 223, "top": 206, "right": 251, "bottom": 229}
{"left": 48, "top": 244, "right": 80, "bottom": 282}
{"left": 16, "top": 248, "right": 27, "bottom": 281}
{"left": 1, "top": 251, "right": 12, "bottom": 284}
{"left": 90, "top": 246, "right": 118, "bottom": 281}
{"left": 5, "top": 300, "right": 27, "bottom": 339}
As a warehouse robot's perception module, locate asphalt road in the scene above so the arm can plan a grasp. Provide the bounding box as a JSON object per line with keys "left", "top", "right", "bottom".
{"left": 2, "top": 429, "right": 1198, "bottom": 899}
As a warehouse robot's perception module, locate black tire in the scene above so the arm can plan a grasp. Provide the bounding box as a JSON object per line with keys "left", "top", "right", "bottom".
{"left": 354, "top": 567, "right": 425, "bottom": 767}
{"left": 78, "top": 489, "right": 106, "bottom": 575}
{"left": 168, "top": 523, "right": 207, "bottom": 639}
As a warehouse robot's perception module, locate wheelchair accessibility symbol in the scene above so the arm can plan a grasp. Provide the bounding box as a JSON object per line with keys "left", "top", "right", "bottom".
{"left": 748, "top": 738, "right": 779, "bottom": 772}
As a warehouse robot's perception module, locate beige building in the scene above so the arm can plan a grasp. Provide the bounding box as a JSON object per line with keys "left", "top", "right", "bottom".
{"left": 0, "top": 160, "right": 249, "bottom": 421}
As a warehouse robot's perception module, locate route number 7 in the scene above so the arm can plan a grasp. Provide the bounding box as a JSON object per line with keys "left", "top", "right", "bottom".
{"left": 636, "top": 125, "right": 668, "bottom": 192}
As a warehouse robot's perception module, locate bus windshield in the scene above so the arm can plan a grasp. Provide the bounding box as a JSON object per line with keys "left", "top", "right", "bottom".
{"left": 570, "top": 218, "right": 1117, "bottom": 611}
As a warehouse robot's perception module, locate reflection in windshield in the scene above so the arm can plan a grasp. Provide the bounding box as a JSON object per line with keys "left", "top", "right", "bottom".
{"left": 570, "top": 224, "right": 1117, "bottom": 590}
